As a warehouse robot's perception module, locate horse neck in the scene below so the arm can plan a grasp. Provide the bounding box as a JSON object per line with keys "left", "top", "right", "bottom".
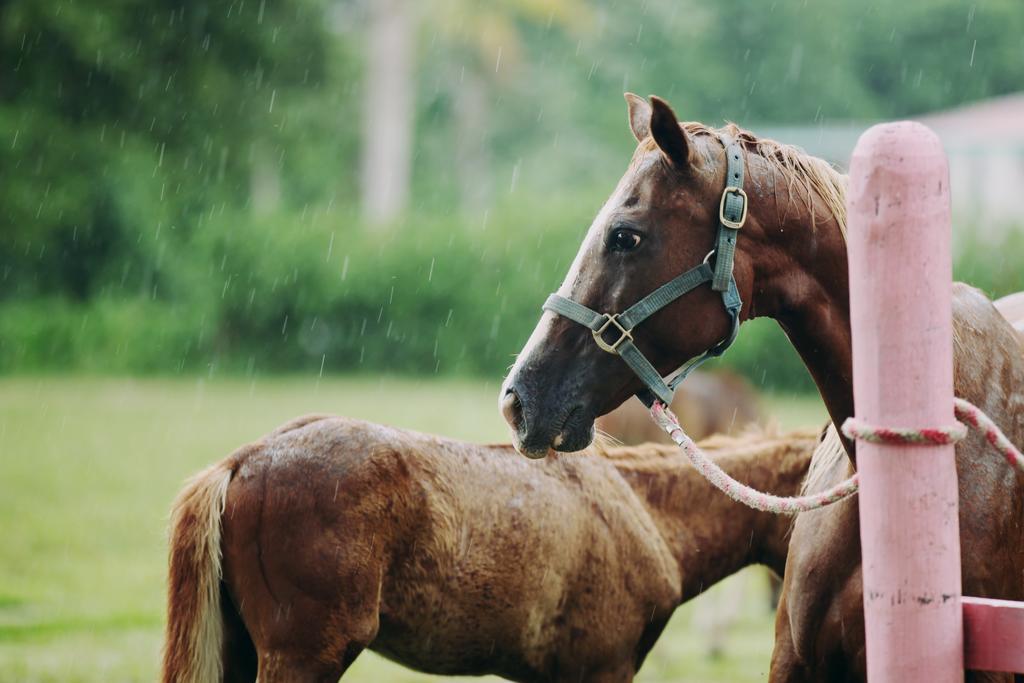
{"left": 742, "top": 161, "right": 856, "bottom": 452}
{"left": 612, "top": 436, "right": 812, "bottom": 602}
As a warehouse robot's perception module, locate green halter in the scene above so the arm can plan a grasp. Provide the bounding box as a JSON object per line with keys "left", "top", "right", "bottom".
{"left": 542, "top": 134, "right": 747, "bottom": 406}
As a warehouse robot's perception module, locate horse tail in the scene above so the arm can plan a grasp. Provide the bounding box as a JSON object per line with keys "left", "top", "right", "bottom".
{"left": 161, "top": 459, "right": 236, "bottom": 683}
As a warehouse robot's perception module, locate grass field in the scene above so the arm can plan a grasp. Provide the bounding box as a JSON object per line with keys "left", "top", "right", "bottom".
{"left": 0, "top": 376, "right": 825, "bottom": 682}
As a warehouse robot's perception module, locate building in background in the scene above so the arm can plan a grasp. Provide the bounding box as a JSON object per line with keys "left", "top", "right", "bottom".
{"left": 762, "top": 92, "right": 1024, "bottom": 243}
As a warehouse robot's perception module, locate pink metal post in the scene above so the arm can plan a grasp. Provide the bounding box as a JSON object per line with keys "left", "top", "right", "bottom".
{"left": 848, "top": 122, "right": 963, "bottom": 680}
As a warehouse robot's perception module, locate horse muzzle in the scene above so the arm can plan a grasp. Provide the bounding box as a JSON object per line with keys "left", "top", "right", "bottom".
{"left": 500, "top": 377, "right": 594, "bottom": 458}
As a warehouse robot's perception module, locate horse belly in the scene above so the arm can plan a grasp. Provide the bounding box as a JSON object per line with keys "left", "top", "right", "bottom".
{"left": 370, "top": 498, "right": 588, "bottom": 679}
{"left": 371, "top": 612, "right": 540, "bottom": 680}
{"left": 370, "top": 502, "right": 675, "bottom": 680}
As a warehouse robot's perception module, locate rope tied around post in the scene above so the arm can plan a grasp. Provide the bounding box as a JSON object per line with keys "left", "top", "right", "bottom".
{"left": 649, "top": 396, "right": 1024, "bottom": 514}
{"left": 841, "top": 416, "right": 967, "bottom": 446}
{"left": 841, "top": 398, "right": 1024, "bottom": 471}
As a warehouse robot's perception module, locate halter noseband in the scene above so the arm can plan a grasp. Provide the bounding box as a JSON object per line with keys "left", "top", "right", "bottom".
{"left": 542, "top": 134, "right": 747, "bottom": 406}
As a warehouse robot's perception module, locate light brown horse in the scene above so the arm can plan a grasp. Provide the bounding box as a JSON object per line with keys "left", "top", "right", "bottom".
{"left": 162, "top": 417, "right": 816, "bottom": 682}
{"left": 500, "top": 94, "right": 1024, "bottom": 681}
{"left": 597, "top": 369, "right": 762, "bottom": 446}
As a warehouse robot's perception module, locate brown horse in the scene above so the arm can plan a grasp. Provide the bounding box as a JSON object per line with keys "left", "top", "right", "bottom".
{"left": 500, "top": 94, "right": 1024, "bottom": 681}
{"left": 597, "top": 369, "right": 762, "bottom": 446}
{"left": 162, "top": 416, "right": 816, "bottom": 682}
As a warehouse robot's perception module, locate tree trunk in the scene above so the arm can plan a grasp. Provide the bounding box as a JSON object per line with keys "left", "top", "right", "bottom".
{"left": 454, "top": 67, "right": 491, "bottom": 215}
{"left": 360, "top": 0, "right": 415, "bottom": 227}
{"left": 250, "top": 141, "right": 281, "bottom": 216}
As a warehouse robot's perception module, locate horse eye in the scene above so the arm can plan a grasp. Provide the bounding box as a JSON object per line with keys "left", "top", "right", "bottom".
{"left": 608, "top": 228, "right": 642, "bottom": 252}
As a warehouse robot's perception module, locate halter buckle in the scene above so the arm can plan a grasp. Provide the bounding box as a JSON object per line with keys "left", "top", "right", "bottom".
{"left": 719, "top": 186, "right": 748, "bottom": 230}
{"left": 592, "top": 314, "right": 633, "bottom": 354}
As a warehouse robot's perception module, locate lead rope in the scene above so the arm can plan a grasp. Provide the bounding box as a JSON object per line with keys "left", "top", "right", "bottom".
{"left": 649, "top": 397, "right": 1024, "bottom": 514}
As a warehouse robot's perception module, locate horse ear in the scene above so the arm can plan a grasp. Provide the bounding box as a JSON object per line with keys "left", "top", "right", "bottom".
{"left": 624, "top": 92, "right": 651, "bottom": 142}
{"left": 649, "top": 96, "right": 691, "bottom": 169}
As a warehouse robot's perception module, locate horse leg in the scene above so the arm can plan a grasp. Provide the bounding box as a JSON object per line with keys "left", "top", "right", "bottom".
{"left": 219, "top": 587, "right": 375, "bottom": 683}
{"left": 769, "top": 501, "right": 867, "bottom": 682}
{"left": 570, "top": 662, "right": 635, "bottom": 683}
{"left": 251, "top": 592, "right": 379, "bottom": 683}
{"left": 256, "top": 652, "right": 346, "bottom": 683}
{"left": 768, "top": 587, "right": 813, "bottom": 683}
{"left": 222, "top": 532, "right": 383, "bottom": 682}
{"left": 221, "top": 444, "right": 396, "bottom": 682}
{"left": 221, "top": 584, "right": 259, "bottom": 683}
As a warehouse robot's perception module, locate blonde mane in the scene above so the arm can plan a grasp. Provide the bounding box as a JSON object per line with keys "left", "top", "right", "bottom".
{"left": 799, "top": 422, "right": 850, "bottom": 496}
{"left": 639, "top": 121, "right": 849, "bottom": 238}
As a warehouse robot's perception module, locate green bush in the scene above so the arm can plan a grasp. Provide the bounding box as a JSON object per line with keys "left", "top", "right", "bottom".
{"left": 954, "top": 227, "right": 1024, "bottom": 301}
{"left": 188, "top": 200, "right": 594, "bottom": 376}
{"left": 2, "top": 202, "right": 1020, "bottom": 393}
{"left": 0, "top": 199, "right": 595, "bottom": 377}
{"left": 0, "top": 298, "right": 205, "bottom": 373}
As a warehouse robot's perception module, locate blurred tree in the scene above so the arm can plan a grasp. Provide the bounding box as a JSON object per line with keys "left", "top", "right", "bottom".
{"left": 693, "top": 0, "right": 868, "bottom": 121}
{"left": 2, "top": 0, "right": 1023, "bottom": 381}
{"left": 428, "top": 0, "right": 590, "bottom": 214}
{"left": 850, "top": 0, "right": 1024, "bottom": 117}
{"left": 360, "top": 0, "right": 416, "bottom": 226}
{"left": 359, "top": 0, "right": 590, "bottom": 221}
{"left": 0, "top": 0, "right": 333, "bottom": 299}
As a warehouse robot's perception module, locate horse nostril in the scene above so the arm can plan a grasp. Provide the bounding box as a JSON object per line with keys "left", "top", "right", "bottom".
{"left": 501, "top": 387, "right": 525, "bottom": 431}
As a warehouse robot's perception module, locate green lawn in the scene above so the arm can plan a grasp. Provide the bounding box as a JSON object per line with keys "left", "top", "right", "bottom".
{"left": 0, "top": 376, "right": 825, "bottom": 682}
